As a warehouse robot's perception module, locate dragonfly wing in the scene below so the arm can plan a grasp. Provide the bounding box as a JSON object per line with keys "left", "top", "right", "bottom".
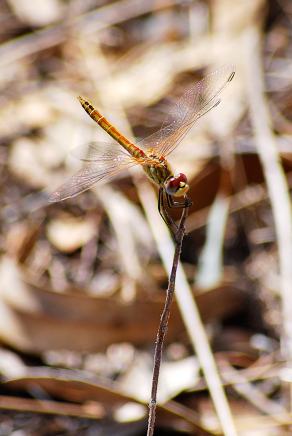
{"left": 49, "top": 144, "right": 138, "bottom": 202}
{"left": 138, "top": 65, "right": 235, "bottom": 157}
{"left": 71, "top": 141, "right": 133, "bottom": 162}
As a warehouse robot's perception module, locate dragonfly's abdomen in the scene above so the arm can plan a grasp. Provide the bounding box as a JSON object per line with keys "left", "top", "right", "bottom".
{"left": 78, "top": 96, "right": 173, "bottom": 188}
{"left": 78, "top": 96, "right": 145, "bottom": 160}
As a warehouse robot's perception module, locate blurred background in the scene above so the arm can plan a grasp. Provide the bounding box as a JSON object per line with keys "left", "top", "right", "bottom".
{"left": 0, "top": 0, "right": 292, "bottom": 434}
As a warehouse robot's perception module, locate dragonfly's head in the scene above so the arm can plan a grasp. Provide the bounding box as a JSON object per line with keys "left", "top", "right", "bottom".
{"left": 165, "top": 173, "right": 189, "bottom": 197}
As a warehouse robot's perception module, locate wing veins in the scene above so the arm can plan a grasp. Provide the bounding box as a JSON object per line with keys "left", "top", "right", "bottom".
{"left": 138, "top": 65, "right": 235, "bottom": 157}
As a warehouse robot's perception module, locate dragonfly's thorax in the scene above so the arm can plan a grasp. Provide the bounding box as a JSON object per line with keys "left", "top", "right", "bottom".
{"left": 143, "top": 150, "right": 173, "bottom": 187}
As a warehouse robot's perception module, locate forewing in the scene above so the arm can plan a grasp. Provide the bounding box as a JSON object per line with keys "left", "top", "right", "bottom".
{"left": 49, "top": 143, "right": 138, "bottom": 202}
{"left": 70, "top": 141, "right": 126, "bottom": 162}
{"left": 138, "top": 65, "right": 235, "bottom": 157}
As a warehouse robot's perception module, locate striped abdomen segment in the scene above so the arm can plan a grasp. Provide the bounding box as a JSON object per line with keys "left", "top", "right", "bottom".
{"left": 78, "top": 96, "right": 144, "bottom": 160}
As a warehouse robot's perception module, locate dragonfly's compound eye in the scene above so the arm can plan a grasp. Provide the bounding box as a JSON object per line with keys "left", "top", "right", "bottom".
{"left": 165, "top": 173, "right": 189, "bottom": 197}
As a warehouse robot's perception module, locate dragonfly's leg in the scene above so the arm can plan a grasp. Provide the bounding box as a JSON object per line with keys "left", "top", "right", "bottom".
{"left": 166, "top": 194, "right": 192, "bottom": 240}
{"left": 166, "top": 194, "right": 193, "bottom": 209}
{"left": 158, "top": 188, "right": 178, "bottom": 234}
{"left": 183, "top": 196, "right": 193, "bottom": 208}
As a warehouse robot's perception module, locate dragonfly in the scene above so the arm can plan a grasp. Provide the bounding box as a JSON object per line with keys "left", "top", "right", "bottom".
{"left": 49, "top": 65, "right": 235, "bottom": 233}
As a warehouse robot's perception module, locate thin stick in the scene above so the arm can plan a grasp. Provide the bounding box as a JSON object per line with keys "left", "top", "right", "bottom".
{"left": 140, "top": 181, "right": 238, "bottom": 436}
{"left": 147, "top": 204, "right": 189, "bottom": 436}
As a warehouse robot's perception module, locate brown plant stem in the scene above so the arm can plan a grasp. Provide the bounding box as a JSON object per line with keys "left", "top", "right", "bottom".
{"left": 147, "top": 204, "right": 189, "bottom": 436}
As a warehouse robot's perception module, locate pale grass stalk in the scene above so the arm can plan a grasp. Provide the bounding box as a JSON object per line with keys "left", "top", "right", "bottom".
{"left": 97, "top": 187, "right": 149, "bottom": 300}
{"left": 196, "top": 194, "right": 230, "bottom": 288}
{"left": 242, "top": 28, "right": 292, "bottom": 362}
{"left": 221, "top": 362, "right": 288, "bottom": 424}
{"left": 235, "top": 412, "right": 292, "bottom": 433}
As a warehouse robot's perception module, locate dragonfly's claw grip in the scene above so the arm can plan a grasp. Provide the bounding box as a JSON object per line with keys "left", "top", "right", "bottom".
{"left": 184, "top": 197, "right": 193, "bottom": 208}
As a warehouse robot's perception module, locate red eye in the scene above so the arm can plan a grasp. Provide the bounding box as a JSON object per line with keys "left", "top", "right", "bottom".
{"left": 177, "top": 173, "right": 187, "bottom": 183}
{"left": 165, "top": 173, "right": 187, "bottom": 195}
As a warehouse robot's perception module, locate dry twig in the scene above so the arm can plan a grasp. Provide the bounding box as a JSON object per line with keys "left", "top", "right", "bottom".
{"left": 139, "top": 181, "right": 238, "bottom": 436}
{"left": 147, "top": 205, "right": 189, "bottom": 436}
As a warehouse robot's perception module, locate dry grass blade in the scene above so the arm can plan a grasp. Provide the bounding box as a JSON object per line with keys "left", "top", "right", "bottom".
{"left": 97, "top": 186, "right": 153, "bottom": 299}
{"left": 196, "top": 194, "right": 231, "bottom": 288}
{"left": 221, "top": 361, "right": 288, "bottom": 424}
{"left": 0, "top": 395, "right": 104, "bottom": 419}
{"left": 243, "top": 28, "right": 292, "bottom": 363}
